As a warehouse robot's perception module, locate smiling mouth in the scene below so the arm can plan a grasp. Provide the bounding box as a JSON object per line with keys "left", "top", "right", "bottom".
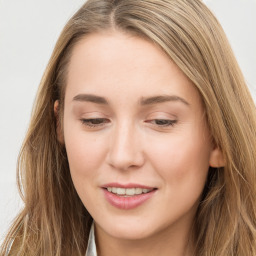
{"left": 104, "top": 187, "right": 157, "bottom": 197}
{"left": 102, "top": 185, "right": 157, "bottom": 209}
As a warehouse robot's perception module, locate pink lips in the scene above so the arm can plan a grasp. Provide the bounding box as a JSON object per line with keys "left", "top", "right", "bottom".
{"left": 102, "top": 183, "right": 157, "bottom": 210}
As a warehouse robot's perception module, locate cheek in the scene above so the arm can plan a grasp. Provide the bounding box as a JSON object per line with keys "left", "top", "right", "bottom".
{"left": 64, "top": 128, "right": 107, "bottom": 207}
{"left": 64, "top": 122, "right": 107, "bottom": 180}
{"left": 146, "top": 129, "right": 211, "bottom": 190}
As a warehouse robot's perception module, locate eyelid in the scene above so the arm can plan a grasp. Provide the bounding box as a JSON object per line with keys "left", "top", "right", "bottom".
{"left": 80, "top": 117, "right": 111, "bottom": 129}
{"left": 146, "top": 111, "right": 177, "bottom": 120}
{"left": 79, "top": 111, "right": 109, "bottom": 118}
{"left": 144, "top": 112, "right": 178, "bottom": 129}
{"left": 145, "top": 119, "right": 178, "bottom": 127}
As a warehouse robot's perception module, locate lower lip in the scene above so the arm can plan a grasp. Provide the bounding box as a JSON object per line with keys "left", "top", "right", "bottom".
{"left": 103, "top": 189, "right": 156, "bottom": 210}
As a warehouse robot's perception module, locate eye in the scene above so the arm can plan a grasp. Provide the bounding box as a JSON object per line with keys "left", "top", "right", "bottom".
{"left": 80, "top": 118, "right": 110, "bottom": 128}
{"left": 146, "top": 119, "right": 177, "bottom": 127}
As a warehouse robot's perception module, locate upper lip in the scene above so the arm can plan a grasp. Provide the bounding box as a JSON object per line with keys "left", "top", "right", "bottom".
{"left": 101, "top": 183, "right": 156, "bottom": 189}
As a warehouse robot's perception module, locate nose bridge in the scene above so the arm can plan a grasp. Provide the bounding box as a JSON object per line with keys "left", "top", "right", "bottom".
{"left": 107, "top": 119, "right": 144, "bottom": 170}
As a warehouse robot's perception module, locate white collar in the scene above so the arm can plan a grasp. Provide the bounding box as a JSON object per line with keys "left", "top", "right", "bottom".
{"left": 85, "top": 222, "right": 97, "bottom": 256}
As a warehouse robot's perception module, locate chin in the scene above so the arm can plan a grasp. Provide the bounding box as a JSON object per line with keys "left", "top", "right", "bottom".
{"left": 111, "top": 228, "right": 153, "bottom": 240}
{"left": 99, "top": 218, "right": 158, "bottom": 241}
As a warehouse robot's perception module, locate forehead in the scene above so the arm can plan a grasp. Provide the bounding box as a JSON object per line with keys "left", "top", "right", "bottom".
{"left": 65, "top": 31, "right": 201, "bottom": 107}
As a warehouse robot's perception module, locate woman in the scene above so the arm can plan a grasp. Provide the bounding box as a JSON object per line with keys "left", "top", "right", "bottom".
{"left": 1, "top": 0, "right": 256, "bottom": 255}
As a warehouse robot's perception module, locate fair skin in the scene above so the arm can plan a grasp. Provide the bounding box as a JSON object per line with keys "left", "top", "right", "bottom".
{"left": 55, "top": 31, "right": 223, "bottom": 256}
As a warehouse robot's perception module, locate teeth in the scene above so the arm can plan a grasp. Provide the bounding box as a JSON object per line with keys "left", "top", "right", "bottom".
{"left": 106, "top": 187, "right": 153, "bottom": 196}
{"left": 135, "top": 188, "right": 142, "bottom": 194}
{"left": 126, "top": 188, "right": 135, "bottom": 195}
{"left": 116, "top": 188, "right": 125, "bottom": 195}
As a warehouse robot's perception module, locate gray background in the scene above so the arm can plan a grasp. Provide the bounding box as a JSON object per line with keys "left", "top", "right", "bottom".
{"left": 0, "top": 0, "right": 256, "bottom": 241}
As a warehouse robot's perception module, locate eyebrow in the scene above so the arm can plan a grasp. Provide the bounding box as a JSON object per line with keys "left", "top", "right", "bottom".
{"left": 140, "top": 95, "right": 190, "bottom": 106}
{"left": 72, "top": 94, "right": 189, "bottom": 106}
{"left": 73, "top": 94, "right": 108, "bottom": 104}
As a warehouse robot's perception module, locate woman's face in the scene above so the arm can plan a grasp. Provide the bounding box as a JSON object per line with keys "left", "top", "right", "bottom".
{"left": 62, "top": 31, "right": 221, "bottom": 241}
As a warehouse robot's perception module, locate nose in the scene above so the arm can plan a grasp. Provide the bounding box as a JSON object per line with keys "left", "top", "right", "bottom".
{"left": 106, "top": 122, "right": 145, "bottom": 171}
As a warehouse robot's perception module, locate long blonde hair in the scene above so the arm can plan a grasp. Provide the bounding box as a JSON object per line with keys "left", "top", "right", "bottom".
{"left": 1, "top": 0, "right": 256, "bottom": 255}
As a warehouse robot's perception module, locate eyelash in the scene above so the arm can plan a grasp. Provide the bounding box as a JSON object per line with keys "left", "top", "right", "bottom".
{"left": 146, "top": 119, "right": 177, "bottom": 127}
{"left": 80, "top": 118, "right": 177, "bottom": 128}
{"left": 80, "top": 118, "right": 110, "bottom": 128}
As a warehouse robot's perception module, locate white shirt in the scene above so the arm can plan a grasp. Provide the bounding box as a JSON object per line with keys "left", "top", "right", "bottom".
{"left": 85, "top": 223, "right": 97, "bottom": 256}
